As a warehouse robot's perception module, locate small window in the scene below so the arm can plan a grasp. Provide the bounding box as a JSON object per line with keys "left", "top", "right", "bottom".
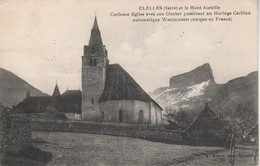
{"left": 139, "top": 110, "right": 144, "bottom": 123}
{"left": 92, "top": 98, "right": 94, "bottom": 104}
{"left": 91, "top": 45, "right": 96, "bottom": 53}
{"left": 90, "top": 59, "right": 93, "bottom": 66}
{"left": 101, "top": 111, "right": 105, "bottom": 121}
{"left": 119, "top": 110, "right": 123, "bottom": 122}
{"left": 94, "top": 59, "right": 97, "bottom": 66}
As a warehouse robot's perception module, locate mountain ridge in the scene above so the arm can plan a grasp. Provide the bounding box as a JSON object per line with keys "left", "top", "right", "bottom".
{"left": 0, "top": 68, "right": 48, "bottom": 107}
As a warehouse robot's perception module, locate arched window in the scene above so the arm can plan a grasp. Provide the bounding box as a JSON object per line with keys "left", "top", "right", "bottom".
{"left": 94, "top": 59, "right": 97, "bottom": 66}
{"left": 91, "top": 45, "right": 96, "bottom": 53}
{"left": 92, "top": 98, "right": 94, "bottom": 104}
{"left": 119, "top": 110, "right": 123, "bottom": 122}
{"left": 101, "top": 111, "right": 105, "bottom": 121}
{"left": 138, "top": 110, "right": 144, "bottom": 123}
{"left": 90, "top": 58, "right": 93, "bottom": 66}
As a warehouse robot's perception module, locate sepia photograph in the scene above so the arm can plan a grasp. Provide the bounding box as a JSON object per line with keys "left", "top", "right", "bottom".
{"left": 0, "top": 0, "right": 258, "bottom": 165}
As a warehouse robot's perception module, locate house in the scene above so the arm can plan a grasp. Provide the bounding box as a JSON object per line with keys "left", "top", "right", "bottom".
{"left": 183, "top": 103, "right": 230, "bottom": 147}
{"left": 61, "top": 89, "right": 82, "bottom": 120}
{"left": 14, "top": 85, "right": 81, "bottom": 120}
{"left": 81, "top": 17, "right": 163, "bottom": 125}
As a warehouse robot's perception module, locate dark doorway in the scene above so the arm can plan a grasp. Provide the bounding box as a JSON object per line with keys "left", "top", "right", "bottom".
{"left": 101, "top": 111, "right": 105, "bottom": 121}
{"left": 119, "top": 110, "right": 123, "bottom": 122}
{"left": 139, "top": 110, "right": 144, "bottom": 123}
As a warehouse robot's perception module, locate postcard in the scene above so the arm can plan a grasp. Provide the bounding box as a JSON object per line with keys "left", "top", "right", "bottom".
{"left": 0, "top": 0, "right": 258, "bottom": 165}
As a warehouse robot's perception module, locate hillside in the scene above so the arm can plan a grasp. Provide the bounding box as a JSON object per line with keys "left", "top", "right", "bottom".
{"left": 0, "top": 68, "right": 47, "bottom": 107}
{"left": 210, "top": 71, "right": 258, "bottom": 116}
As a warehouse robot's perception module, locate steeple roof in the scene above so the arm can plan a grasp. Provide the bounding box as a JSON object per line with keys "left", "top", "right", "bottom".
{"left": 52, "top": 83, "right": 61, "bottom": 97}
{"left": 88, "top": 16, "right": 104, "bottom": 55}
{"left": 92, "top": 16, "right": 99, "bottom": 31}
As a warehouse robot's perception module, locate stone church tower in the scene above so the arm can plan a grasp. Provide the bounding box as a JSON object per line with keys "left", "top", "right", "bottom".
{"left": 81, "top": 17, "right": 109, "bottom": 121}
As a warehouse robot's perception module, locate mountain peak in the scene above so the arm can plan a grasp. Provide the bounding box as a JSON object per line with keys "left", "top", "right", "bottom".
{"left": 170, "top": 63, "right": 215, "bottom": 88}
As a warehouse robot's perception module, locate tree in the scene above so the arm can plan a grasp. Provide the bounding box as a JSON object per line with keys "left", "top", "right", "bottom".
{"left": 165, "top": 108, "right": 193, "bottom": 129}
{"left": 219, "top": 99, "right": 257, "bottom": 165}
{"left": 227, "top": 100, "right": 256, "bottom": 138}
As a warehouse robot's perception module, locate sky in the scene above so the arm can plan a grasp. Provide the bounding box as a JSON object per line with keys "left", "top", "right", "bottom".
{"left": 0, "top": 0, "right": 258, "bottom": 95}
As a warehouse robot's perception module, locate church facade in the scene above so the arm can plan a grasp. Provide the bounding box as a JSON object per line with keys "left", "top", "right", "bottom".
{"left": 81, "top": 17, "right": 162, "bottom": 125}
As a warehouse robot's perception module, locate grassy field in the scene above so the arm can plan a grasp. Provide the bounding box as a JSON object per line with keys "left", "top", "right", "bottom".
{"left": 30, "top": 132, "right": 257, "bottom": 166}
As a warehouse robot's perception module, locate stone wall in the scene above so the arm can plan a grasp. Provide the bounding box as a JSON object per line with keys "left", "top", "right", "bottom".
{"left": 31, "top": 120, "right": 182, "bottom": 144}
{"left": 0, "top": 110, "right": 31, "bottom": 155}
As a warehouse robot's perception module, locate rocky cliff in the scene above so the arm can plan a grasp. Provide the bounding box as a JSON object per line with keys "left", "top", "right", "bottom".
{"left": 170, "top": 63, "right": 215, "bottom": 88}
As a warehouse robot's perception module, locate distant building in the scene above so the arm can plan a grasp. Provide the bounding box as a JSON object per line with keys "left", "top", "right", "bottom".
{"left": 183, "top": 103, "right": 230, "bottom": 147}
{"left": 14, "top": 84, "right": 81, "bottom": 120}
{"left": 52, "top": 83, "right": 61, "bottom": 97}
{"left": 81, "top": 17, "right": 162, "bottom": 125}
{"left": 61, "top": 89, "right": 82, "bottom": 120}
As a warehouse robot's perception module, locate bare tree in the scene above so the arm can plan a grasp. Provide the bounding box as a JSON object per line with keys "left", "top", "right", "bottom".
{"left": 227, "top": 100, "right": 255, "bottom": 137}
{"left": 219, "top": 99, "right": 257, "bottom": 166}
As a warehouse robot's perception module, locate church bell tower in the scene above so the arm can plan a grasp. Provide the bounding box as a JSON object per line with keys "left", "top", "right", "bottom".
{"left": 82, "top": 16, "right": 109, "bottom": 121}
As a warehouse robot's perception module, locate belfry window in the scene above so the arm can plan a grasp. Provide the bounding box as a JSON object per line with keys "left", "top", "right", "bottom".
{"left": 101, "top": 111, "right": 105, "bottom": 121}
{"left": 92, "top": 98, "right": 94, "bottom": 104}
{"left": 119, "top": 110, "right": 123, "bottom": 122}
{"left": 91, "top": 45, "right": 96, "bottom": 53}
{"left": 94, "top": 59, "right": 97, "bottom": 66}
{"left": 90, "top": 59, "right": 93, "bottom": 66}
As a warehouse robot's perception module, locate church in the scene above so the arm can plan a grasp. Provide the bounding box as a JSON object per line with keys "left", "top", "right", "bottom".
{"left": 81, "top": 17, "right": 163, "bottom": 125}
